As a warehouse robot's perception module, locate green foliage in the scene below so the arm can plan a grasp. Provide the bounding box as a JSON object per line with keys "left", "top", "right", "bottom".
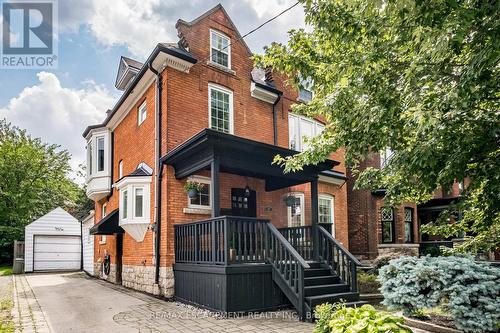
{"left": 183, "top": 180, "right": 204, "bottom": 192}
{"left": 357, "top": 271, "right": 380, "bottom": 294}
{"left": 0, "top": 119, "right": 88, "bottom": 262}
{"left": 314, "top": 303, "right": 412, "bottom": 333}
{"left": 256, "top": 0, "right": 500, "bottom": 253}
{"left": 379, "top": 256, "right": 500, "bottom": 332}
{"left": 0, "top": 266, "right": 12, "bottom": 276}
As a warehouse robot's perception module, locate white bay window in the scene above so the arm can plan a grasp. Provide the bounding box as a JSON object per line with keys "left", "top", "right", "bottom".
{"left": 85, "top": 128, "right": 111, "bottom": 200}
{"left": 289, "top": 114, "right": 325, "bottom": 152}
{"left": 116, "top": 174, "right": 151, "bottom": 242}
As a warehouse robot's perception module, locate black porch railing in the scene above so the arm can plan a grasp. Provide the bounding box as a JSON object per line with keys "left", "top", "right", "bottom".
{"left": 174, "top": 216, "right": 269, "bottom": 265}
{"left": 279, "top": 226, "right": 313, "bottom": 261}
{"left": 318, "top": 225, "right": 362, "bottom": 292}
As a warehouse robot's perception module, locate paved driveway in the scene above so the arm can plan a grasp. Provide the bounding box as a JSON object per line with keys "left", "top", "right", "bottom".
{"left": 15, "top": 272, "right": 314, "bottom": 333}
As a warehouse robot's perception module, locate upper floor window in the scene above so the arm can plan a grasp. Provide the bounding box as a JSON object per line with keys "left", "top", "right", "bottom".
{"left": 122, "top": 189, "right": 128, "bottom": 219}
{"left": 380, "top": 148, "right": 394, "bottom": 168}
{"left": 97, "top": 137, "right": 105, "bottom": 172}
{"left": 210, "top": 29, "right": 230, "bottom": 68}
{"left": 86, "top": 141, "right": 93, "bottom": 175}
{"left": 138, "top": 100, "right": 147, "bottom": 125}
{"left": 188, "top": 176, "right": 211, "bottom": 209}
{"left": 209, "top": 84, "right": 233, "bottom": 134}
{"left": 289, "top": 114, "right": 325, "bottom": 152}
{"left": 298, "top": 77, "right": 313, "bottom": 103}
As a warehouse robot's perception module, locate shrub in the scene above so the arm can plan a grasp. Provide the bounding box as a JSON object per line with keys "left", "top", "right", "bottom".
{"left": 357, "top": 271, "right": 380, "bottom": 294}
{"left": 379, "top": 256, "right": 500, "bottom": 332}
{"left": 313, "top": 303, "right": 412, "bottom": 333}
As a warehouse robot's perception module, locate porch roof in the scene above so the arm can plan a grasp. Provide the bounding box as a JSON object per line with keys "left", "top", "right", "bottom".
{"left": 161, "top": 129, "right": 339, "bottom": 191}
{"left": 89, "top": 209, "right": 124, "bottom": 235}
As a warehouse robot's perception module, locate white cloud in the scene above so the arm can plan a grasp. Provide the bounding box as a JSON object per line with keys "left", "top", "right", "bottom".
{"left": 0, "top": 72, "right": 116, "bottom": 179}
{"left": 59, "top": 0, "right": 305, "bottom": 58}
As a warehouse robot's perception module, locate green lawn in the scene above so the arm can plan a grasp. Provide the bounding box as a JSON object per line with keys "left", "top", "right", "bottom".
{"left": 0, "top": 266, "right": 12, "bottom": 276}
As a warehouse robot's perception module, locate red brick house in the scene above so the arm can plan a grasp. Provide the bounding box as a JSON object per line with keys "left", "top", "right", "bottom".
{"left": 83, "top": 5, "right": 363, "bottom": 318}
{"left": 347, "top": 151, "right": 465, "bottom": 260}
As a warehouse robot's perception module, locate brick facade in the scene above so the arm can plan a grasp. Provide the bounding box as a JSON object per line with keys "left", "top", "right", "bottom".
{"left": 90, "top": 6, "right": 349, "bottom": 294}
{"left": 347, "top": 153, "right": 462, "bottom": 260}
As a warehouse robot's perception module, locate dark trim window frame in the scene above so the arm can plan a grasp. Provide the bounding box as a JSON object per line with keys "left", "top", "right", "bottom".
{"left": 404, "top": 207, "right": 414, "bottom": 243}
{"left": 381, "top": 207, "right": 395, "bottom": 243}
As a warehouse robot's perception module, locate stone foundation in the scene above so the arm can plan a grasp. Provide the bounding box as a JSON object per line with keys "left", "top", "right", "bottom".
{"left": 377, "top": 243, "right": 420, "bottom": 257}
{"left": 93, "top": 262, "right": 119, "bottom": 283}
{"left": 121, "top": 265, "right": 174, "bottom": 298}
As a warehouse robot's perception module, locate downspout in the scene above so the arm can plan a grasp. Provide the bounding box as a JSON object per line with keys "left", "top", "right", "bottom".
{"left": 148, "top": 62, "right": 163, "bottom": 284}
{"left": 272, "top": 93, "right": 282, "bottom": 145}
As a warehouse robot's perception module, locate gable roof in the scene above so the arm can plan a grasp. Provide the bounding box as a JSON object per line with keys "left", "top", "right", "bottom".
{"left": 176, "top": 3, "right": 253, "bottom": 56}
{"left": 26, "top": 207, "right": 79, "bottom": 228}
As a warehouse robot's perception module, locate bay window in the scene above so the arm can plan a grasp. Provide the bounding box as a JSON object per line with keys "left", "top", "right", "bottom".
{"left": 289, "top": 114, "right": 325, "bottom": 151}
{"left": 116, "top": 174, "right": 151, "bottom": 242}
{"left": 84, "top": 128, "right": 111, "bottom": 200}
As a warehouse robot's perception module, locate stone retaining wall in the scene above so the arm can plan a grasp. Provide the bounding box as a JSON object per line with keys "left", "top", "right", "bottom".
{"left": 121, "top": 265, "right": 174, "bottom": 298}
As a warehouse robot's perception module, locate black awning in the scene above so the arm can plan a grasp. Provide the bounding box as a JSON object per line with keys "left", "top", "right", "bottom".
{"left": 89, "top": 209, "right": 124, "bottom": 235}
{"left": 161, "top": 129, "right": 339, "bottom": 191}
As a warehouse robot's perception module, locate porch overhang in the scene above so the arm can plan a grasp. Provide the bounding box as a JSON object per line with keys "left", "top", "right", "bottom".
{"left": 89, "top": 209, "right": 124, "bottom": 235}
{"left": 161, "top": 129, "right": 339, "bottom": 191}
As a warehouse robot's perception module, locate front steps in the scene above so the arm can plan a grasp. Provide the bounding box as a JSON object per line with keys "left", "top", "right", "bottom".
{"left": 301, "top": 262, "right": 367, "bottom": 317}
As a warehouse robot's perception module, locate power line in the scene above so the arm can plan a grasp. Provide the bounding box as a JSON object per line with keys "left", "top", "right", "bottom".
{"left": 195, "top": 1, "right": 300, "bottom": 65}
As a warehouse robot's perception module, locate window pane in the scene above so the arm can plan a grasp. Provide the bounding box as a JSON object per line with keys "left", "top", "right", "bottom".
{"left": 404, "top": 208, "right": 413, "bottom": 243}
{"left": 382, "top": 222, "right": 393, "bottom": 243}
{"left": 87, "top": 142, "right": 93, "bottom": 175}
{"left": 135, "top": 188, "right": 143, "bottom": 217}
{"left": 300, "top": 119, "right": 314, "bottom": 149}
{"left": 210, "top": 88, "right": 231, "bottom": 133}
{"left": 97, "top": 137, "right": 104, "bottom": 172}
{"left": 189, "top": 183, "right": 210, "bottom": 207}
{"left": 123, "top": 190, "right": 128, "bottom": 219}
{"left": 319, "top": 198, "right": 332, "bottom": 224}
{"left": 289, "top": 115, "right": 298, "bottom": 150}
{"left": 211, "top": 32, "right": 229, "bottom": 67}
{"left": 289, "top": 195, "right": 303, "bottom": 227}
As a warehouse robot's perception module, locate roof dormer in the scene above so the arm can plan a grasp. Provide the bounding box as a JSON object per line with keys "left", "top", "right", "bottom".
{"left": 115, "top": 56, "right": 143, "bottom": 91}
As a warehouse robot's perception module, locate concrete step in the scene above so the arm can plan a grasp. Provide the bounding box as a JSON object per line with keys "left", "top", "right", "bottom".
{"left": 304, "top": 275, "right": 341, "bottom": 286}
{"left": 306, "top": 292, "right": 360, "bottom": 308}
{"left": 304, "top": 283, "right": 349, "bottom": 297}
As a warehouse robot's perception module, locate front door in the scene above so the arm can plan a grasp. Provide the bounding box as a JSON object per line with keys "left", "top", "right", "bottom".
{"left": 231, "top": 188, "right": 257, "bottom": 217}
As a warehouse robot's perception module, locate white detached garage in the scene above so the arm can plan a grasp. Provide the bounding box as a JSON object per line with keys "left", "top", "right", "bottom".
{"left": 25, "top": 207, "right": 82, "bottom": 272}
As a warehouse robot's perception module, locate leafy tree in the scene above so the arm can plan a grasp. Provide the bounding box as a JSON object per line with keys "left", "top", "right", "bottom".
{"left": 0, "top": 120, "right": 90, "bottom": 262}
{"left": 256, "top": 0, "right": 499, "bottom": 253}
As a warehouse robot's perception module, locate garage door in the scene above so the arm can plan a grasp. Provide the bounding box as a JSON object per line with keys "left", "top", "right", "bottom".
{"left": 33, "top": 236, "right": 81, "bottom": 271}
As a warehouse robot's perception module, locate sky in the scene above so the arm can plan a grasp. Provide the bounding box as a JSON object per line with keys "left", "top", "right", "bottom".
{"left": 0, "top": 0, "right": 305, "bottom": 181}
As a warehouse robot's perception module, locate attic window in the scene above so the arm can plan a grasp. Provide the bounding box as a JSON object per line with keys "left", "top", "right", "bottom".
{"left": 210, "top": 29, "right": 230, "bottom": 68}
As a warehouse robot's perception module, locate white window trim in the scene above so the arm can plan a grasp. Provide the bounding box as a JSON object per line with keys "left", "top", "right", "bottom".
{"left": 116, "top": 176, "right": 151, "bottom": 225}
{"left": 209, "top": 29, "right": 231, "bottom": 69}
{"left": 208, "top": 83, "right": 234, "bottom": 134}
{"left": 319, "top": 194, "right": 335, "bottom": 237}
{"left": 289, "top": 114, "right": 325, "bottom": 152}
{"left": 287, "top": 192, "right": 305, "bottom": 227}
{"left": 133, "top": 187, "right": 144, "bottom": 218}
{"left": 187, "top": 176, "right": 212, "bottom": 210}
{"left": 138, "top": 100, "right": 147, "bottom": 125}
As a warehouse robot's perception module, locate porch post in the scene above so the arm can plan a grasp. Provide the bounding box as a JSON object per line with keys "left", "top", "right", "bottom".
{"left": 311, "top": 177, "right": 319, "bottom": 261}
{"left": 211, "top": 157, "right": 220, "bottom": 217}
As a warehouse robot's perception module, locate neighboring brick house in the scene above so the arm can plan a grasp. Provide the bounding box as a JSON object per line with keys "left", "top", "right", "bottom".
{"left": 82, "top": 5, "right": 360, "bottom": 316}
{"left": 347, "top": 150, "right": 464, "bottom": 260}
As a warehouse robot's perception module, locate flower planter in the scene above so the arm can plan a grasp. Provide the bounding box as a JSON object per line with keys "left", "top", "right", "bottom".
{"left": 404, "top": 316, "right": 462, "bottom": 333}
{"left": 187, "top": 188, "right": 198, "bottom": 199}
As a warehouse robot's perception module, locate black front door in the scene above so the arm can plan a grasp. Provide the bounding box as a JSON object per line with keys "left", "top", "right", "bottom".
{"left": 231, "top": 188, "right": 257, "bottom": 217}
